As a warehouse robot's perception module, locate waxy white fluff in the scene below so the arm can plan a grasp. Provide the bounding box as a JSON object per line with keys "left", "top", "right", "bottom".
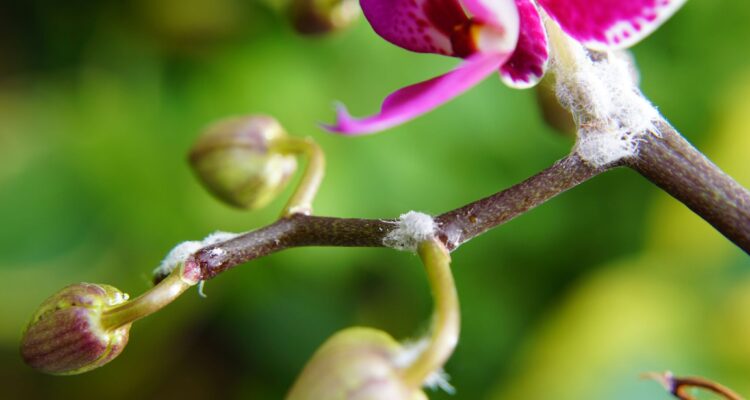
{"left": 549, "top": 20, "right": 660, "bottom": 167}
{"left": 153, "top": 231, "right": 239, "bottom": 278}
{"left": 393, "top": 337, "right": 455, "bottom": 394}
{"left": 383, "top": 211, "right": 436, "bottom": 252}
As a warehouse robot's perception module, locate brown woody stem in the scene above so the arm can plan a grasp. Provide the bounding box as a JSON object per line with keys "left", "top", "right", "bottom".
{"left": 183, "top": 119, "right": 750, "bottom": 281}
{"left": 671, "top": 376, "right": 744, "bottom": 400}
{"left": 643, "top": 371, "right": 744, "bottom": 400}
{"left": 627, "top": 120, "right": 750, "bottom": 253}
{"left": 185, "top": 152, "right": 611, "bottom": 281}
{"left": 434, "top": 153, "right": 607, "bottom": 249}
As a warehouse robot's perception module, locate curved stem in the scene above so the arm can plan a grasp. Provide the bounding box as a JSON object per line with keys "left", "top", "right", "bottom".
{"left": 186, "top": 153, "right": 606, "bottom": 281}
{"left": 401, "top": 239, "right": 459, "bottom": 389}
{"left": 643, "top": 371, "right": 744, "bottom": 400}
{"left": 274, "top": 136, "right": 326, "bottom": 216}
{"left": 671, "top": 378, "right": 744, "bottom": 400}
{"left": 101, "top": 269, "right": 193, "bottom": 330}
{"left": 182, "top": 126, "right": 750, "bottom": 282}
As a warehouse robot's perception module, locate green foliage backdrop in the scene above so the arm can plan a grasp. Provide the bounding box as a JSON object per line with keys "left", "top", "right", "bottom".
{"left": 0, "top": 1, "right": 748, "bottom": 398}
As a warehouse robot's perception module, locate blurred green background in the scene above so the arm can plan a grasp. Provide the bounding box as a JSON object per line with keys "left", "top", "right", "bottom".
{"left": 1, "top": 1, "right": 749, "bottom": 399}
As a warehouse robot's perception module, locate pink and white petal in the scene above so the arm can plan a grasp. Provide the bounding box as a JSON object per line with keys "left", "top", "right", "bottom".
{"left": 361, "top": 0, "right": 469, "bottom": 56}
{"left": 537, "top": 0, "right": 687, "bottom": 50}
{"left": 324, "top": 53, "right": 510, "bottom": 135}
{"left": 500, "top": 0, "right": 548, "bottom": 88}
{"left": 462, "top": 0, "right": 519, "bottom": 35}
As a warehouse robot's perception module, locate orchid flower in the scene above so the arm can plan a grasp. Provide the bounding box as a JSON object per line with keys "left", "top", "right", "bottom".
{"left": 326, "top": 0, "right": 686, "bottom": 135}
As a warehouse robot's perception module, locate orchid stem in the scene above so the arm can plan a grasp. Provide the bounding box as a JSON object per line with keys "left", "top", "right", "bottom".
{"left": 187, "top": 153, "right": 609, "bottom": 282}
{"left": 401, "top": 239, "right": 460, "bottom": 390}
{"left": 101, "top": 268, "right": 193, "bottom": 331}
{"left": 274, "top": 136, "right": 325, "bottom": 217}
{"left": 642, "top": 371, "right": 744, "bottom": 400}
{"left": 627, "top": 120, "right": 750, "bottom": 252}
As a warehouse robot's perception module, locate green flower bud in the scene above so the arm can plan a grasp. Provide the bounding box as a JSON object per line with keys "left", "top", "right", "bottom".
{"left": 289, "top": 0, "right": 360, "bottom": 35}
{"left": 535, "top": 73, "right": 576, "bottom": 136}
{"left": 20, "top": 283, "right": 131, "bottom": 375}
{"left": 287, "top": 327, "right": 427, "bottom": 400}
{"left": 189, "top": 115, "right": 298, "bottom": 210}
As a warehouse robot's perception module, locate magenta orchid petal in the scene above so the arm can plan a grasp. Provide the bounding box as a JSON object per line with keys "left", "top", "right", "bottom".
{"left": 360, "top": 0, "right": 470, "bottom": 56}
{"left": 324, "top": 53, "right": 511, "bottom": 135}
{"left": 462, "top": 0, "right": 519, "bottom": 32}
{"left": 500, "top": 0, "right": 548, "bottom": 88}
{"left": 537, "top": 0, "right": 687, "bottom": 50}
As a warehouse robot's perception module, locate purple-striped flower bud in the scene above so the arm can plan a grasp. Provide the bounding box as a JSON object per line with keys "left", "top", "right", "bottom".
{"left": 189, "top": 115, "right": 298, "bottom": 210}
{"left": 20, "top": 283, "right": 131, "bottom": 375}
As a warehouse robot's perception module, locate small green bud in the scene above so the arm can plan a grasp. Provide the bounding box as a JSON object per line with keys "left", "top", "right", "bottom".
{"left": 289, "top": 0, "right": 360, "bottom": 35}
{"left": 189, "top": 115, "right": 298, "bottom": 209}
{"left": 287, "top": 327, "right": 427, "bottom": 400}
{"left": 20, "top": 283, "right": 131, "bottom": 375}
{"left": 535, "top": 73, "right": 576, "bottom": 136}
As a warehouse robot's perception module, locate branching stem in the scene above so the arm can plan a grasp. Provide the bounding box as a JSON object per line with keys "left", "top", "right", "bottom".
{"left": 187, "top": 152, "right": 610, "bottom": 281}
{"left": 183, "top": 121, "right": 750, "bottom": 281}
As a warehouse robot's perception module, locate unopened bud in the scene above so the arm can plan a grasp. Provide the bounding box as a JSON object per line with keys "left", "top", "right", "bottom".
{"left": 189, "top": 115, "right": 298, "bottom": 209}
{"left": 535, "top": 73, "right": 576, "bottom": 136}
{"left": 20, "top": 283, "right": 131, "bottom": 375}
{"left": 22, "top": 268, "right": 194, "bottom": 375}
{"left": 289, "top": 0, "right": 360, "bottom": 35}
{"left": 287, "top": 327, "right": 427, "bottom": 400}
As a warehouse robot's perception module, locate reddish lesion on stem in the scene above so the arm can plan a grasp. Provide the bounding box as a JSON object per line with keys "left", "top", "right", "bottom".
{"left": 642, "top": 371, "right": 745, "bottom": 400}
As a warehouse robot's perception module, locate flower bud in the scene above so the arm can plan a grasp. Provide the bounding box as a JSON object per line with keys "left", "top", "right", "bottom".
{"left": 20, "top": 283, "right": 131, "bottom": 375}
{"left": 289, "top": 0, "right": 360, "bottom": 35}
{"left": 535, "top": 73, "right": 576, "bottom": 136}
{"left": 287, "top": 327, "right": 427, "bottom": 400}
{"left": 189, "top": 115, "right": 298, "bottom": 210}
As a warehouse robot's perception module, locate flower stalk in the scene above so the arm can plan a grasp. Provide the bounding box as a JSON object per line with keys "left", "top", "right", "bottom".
{"left": 100, "top": 267, "right": 195, "bottom": 331}
{"left": 286, "top": 238, "right": 458, "bottom": 399}
{"left": 401, "top": 239, "right": 460, "bottom": 389}
{"left": 273, "top": 135, "right": 325, "bottom": 216}
{"left": 643, "top": 371, "right": 744, "bottom": 400}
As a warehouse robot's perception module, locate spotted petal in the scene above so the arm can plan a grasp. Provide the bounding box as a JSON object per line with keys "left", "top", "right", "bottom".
{"left": 360, "top": 0, "right": 470, "bottom": 56}
{"left": 537, "top": 0, "right": 686, "bottom": 50}
{"left": 325, "top": 53, "right": 510, "bottom": 135}
{"left": 500, "top": 0, "right": 548, "bottom": 88}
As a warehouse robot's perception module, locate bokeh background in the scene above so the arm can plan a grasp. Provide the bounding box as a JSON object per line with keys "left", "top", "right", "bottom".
{"left": 1, "top": 1, "right": 749, "bottom": 399}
